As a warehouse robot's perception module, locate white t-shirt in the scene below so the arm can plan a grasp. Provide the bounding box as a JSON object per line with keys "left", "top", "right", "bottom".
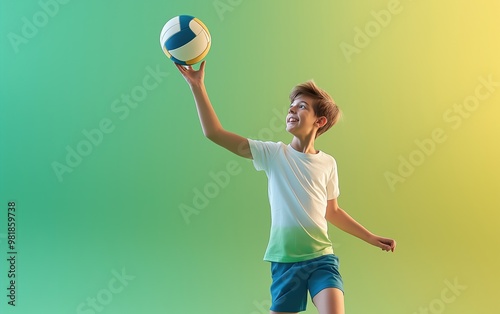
{"left": 248, "top": 139, "right": 340, "bottom": 263}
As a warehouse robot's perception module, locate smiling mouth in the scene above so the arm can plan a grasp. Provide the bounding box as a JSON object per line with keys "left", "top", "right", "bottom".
{"left": 287, "top": 117, "right": 299, "bottom": 123}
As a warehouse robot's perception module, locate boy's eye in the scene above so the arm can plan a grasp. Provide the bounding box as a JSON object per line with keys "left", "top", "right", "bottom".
{"left": 289, "top": 103, "right": 307, "bottom": 109}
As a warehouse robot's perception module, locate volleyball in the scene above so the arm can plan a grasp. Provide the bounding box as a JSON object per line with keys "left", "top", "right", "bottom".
{"left": 159, "top": 15, "right": 211, "bottom": 65}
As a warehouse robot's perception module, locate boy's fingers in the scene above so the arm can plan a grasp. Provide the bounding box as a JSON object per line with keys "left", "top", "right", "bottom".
{"left": 175, "top": 63, "right": 185, "bottom": 72}
{"left": 174, "top": 63, "right": 191, "bottom": 72}
{"left": 379, "top": 240, "right": 393, "bottom": 252}
{"left": 200, "top": 60, "right": 206, "bottom": 71}
{"left": 386, "top": 240, "right": 396, "bottom": 252}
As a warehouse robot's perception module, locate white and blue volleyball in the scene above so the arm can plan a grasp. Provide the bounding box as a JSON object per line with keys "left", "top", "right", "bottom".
{"left": 160, "top": 15, "right": 211, "bottom": 65}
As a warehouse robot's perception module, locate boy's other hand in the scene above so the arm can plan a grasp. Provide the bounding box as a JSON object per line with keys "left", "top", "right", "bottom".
{"left": 369, "top": 235, "right": 396, "bottom": 252}
{"left": 175, "top": 61, "right": 206, "bottom": 87}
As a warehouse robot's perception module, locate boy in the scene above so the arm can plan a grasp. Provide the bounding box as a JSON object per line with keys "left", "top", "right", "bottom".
{"left": 175, "top": 61, "right": 396, "bottom": 314}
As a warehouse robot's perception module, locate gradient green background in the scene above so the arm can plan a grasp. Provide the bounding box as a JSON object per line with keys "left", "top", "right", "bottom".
{"left": 1, "top": 0, "right": 499, "bottom": 313}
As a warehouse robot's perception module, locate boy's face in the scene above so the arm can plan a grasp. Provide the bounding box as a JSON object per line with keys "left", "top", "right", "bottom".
{"left": 286, "top": 95, "right": 325, "bottom": 138}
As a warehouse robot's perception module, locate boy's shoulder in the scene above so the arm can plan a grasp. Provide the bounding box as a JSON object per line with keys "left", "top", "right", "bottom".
{"left": 320, "top": 150, "right": 336, "bottom": 159}
{"left": 319, "top": 150, "right": 338, "bottom": 166}
{"left": 248, "top": 138, "right": 286, "bottom": 150}
{"left": 248, "top": 138, "right": 283, "bottom": 145}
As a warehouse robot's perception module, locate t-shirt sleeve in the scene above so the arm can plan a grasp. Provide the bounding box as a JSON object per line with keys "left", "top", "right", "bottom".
{"left": 248, "top": 139, "right": 281, "bottom": 172}
{"left": 327, "top": 158, "right": 340, "bottom": 200}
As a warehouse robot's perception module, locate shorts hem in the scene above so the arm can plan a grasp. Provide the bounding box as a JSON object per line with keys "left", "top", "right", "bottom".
{"left": 310, "top": 284, "right": 344, "bottom": 299}
{"left": 270, "top": 306, "right": 306, "bottom": 312}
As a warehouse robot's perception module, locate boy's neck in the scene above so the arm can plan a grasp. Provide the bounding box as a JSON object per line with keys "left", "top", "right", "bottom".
{"left": 290, "top": 135, "right": 319, "bottom": 154}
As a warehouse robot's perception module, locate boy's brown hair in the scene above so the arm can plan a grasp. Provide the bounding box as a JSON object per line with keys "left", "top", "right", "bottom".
{"left": 289, "top": 80, "right": 341, "bottom": 138}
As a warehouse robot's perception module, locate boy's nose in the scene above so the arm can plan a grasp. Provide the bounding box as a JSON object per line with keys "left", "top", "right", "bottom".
{"left": 288, "top": 106, "right": 296, "bottom": 114}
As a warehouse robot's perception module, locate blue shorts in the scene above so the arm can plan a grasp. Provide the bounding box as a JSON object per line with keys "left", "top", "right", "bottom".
{"left": 270, "top": 254, "right": 343, "bottom": 312}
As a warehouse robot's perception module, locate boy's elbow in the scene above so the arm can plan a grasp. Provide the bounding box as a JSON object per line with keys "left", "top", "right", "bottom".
{"left": 205, "top": 128, "right": 223, "bottom": 143}
{"left": 206, "top": 134, "right": 218, "bottom": 145}
{"left": 205, "top": 130, "right": 218, "bottom": 142}
{"left": 325, "top": 201, "right": 340, "bottom": 220}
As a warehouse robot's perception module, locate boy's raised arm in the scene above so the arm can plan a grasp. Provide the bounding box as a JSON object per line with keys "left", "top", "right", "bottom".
{"left": 175, "top": 61, "right": 252, "bottom": 159}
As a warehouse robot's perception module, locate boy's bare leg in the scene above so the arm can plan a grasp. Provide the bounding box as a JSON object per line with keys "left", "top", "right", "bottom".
{"left": 312, "top": 288, "right": 345, "bottom": 314}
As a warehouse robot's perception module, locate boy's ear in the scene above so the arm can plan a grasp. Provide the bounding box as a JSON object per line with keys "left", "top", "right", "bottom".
{"left": 316, "top": 116, "right": 328, "bottom": 128}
